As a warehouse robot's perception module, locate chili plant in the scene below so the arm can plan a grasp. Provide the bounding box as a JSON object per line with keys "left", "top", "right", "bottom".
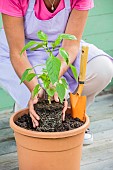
{"left": 20, "top": 31, "right": 78, "bottom": 104}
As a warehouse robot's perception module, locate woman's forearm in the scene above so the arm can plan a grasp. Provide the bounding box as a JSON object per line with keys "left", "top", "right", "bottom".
{"left": 10, "top": 52, "right": 38, "bottom": 92}
{"left": 2, "top": 15, "right": 38, "bottom": 92}
{"left": 58, "top": 9, "right": 88, "bottom": 78}
{"left": 58, "top": 40, "right": 80, "bottom": 78}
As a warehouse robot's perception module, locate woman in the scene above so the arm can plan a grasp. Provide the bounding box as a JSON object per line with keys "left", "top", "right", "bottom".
{"left": 0, "top": 0, "right": 113, "bottom": 145}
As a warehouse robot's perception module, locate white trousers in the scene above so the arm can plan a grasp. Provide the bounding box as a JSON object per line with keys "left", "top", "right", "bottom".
{"left": 14, "top": 56, "right": 113, "bottom": 111}
{"left": 83, "top": 56, "right": 113, "bottom": 107}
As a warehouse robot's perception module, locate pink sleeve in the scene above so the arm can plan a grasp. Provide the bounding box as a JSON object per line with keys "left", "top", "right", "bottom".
{"left": 71, "top": 0, "right": 94, "bottom": 10}
{"left": 0, "top": 0, "right": 28, "bottom": 17}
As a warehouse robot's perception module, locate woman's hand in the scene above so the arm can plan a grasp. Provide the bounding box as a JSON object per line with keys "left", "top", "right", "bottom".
{"left": 28, "top": 85, "right": 69, "bottom": 127}
{"left": 28, "top": 88, "right": 44, "bottom": 128}
{"left": 53, "top": 92, "right": 68, "bottom": 121}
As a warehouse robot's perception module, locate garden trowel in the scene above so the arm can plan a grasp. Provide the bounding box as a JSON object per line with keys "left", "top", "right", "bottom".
{"left": 70, "top": 46, "right": 89, "bottom": 122}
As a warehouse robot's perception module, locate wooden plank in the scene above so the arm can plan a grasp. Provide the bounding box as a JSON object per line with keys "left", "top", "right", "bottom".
{"left": 83, "top": 32, "right": 113, "bottom": 51}
{"left": 0, "top": 152, "right": 18, "bottom": 170}
{"left": 0, "top": 110, "right": 14, "bottom": 130}
{"left": 0, "top": 140, "right": 17, "bottom": 156}
{"left": 0, "top": 117, "right": 11, "bottom": 130}
{"left": 89, "top": 0, "right": 113, "bottom": 16}
{"left": 87, "top": 94, "right": 113, "bottom": 122}
{"left": 94, "top": 129, "right": 113, "bottom": 142}
{"left": 0, "top": 108, "right": 13, "bottom": 120}
{"left": 0, "top": 128, "right": 14, "bottom": 142}
{"left": 81, "top": 139, "right": 113, "bottom": 165}
{"left": 90, "top": 118, "right": 113, "bottom": 134}
{"left": 81, "top": 158, "right": 113, "bottom": 170}
{"left": 84, "top": 14, "right": 113, "bottom": 36}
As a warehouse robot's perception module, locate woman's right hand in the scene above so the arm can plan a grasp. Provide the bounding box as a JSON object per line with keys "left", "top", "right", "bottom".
{"left": 28, "top": 88, "right": 44, "bottom": 128}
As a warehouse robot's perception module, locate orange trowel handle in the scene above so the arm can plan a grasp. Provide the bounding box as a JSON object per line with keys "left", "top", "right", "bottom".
{"left": 70, "top": 46, "right": 89, "bottom": 120}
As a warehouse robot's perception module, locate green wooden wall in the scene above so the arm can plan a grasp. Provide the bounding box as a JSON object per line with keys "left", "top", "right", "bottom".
{"left": 0, "top": 0, "right": 113, "bottom": 110}
{"left": 83, "top": 0, "right": 113, "bottom": 57}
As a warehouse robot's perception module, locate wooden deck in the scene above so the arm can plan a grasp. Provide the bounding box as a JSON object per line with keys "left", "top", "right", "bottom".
{"left": 0, "top": 92, "right": 113, "bottom": 170}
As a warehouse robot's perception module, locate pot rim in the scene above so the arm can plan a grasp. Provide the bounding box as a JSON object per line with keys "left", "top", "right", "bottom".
{"left": 10, "top": 108, "right": 89, "bottom": 139}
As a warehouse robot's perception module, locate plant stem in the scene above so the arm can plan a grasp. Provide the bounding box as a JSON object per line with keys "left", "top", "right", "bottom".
{"left": 33, "top": 64, "right": 45, "bottom": 69}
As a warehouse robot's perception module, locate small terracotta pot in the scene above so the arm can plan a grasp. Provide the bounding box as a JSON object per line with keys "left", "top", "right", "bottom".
{"left": 10, "top": 108, "right": 89, "bottom": 170}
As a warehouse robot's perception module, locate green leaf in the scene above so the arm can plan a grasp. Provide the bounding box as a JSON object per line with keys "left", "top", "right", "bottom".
{"left": 59, "top": 48, "right": 69, "bottom": 65}
{"left": 38, "top": 73, "right": 47, "bottom": 81}
{"left": 60, "top": 78, "right": 68, "bottom": 89}
{"left": 59, "top": 34, "right": 77, "bottom": 40}
{"left": 42, "top": 68, "right": 48, "bottom": 73}
{"left": 47, "top": 88, "right": 56, "bottom": 97}
{"left": 32, "top": 84, "right": 40, "bottom": 98}
{"left": 46, "top": 56, "right": 61, "bottom": 84}
{"left": 44, "top": 81, "right": 50, "bottom": 89}
{"left": 39, "top": 73, "right": 50, "bottom": 89}
{"left": 51, "top": 34, "right": 77, "bottom": 49}
{"left": 20, "top": 41, "right": 38, "bottom": 55}
{"left": 26, "top": 73, "right": 37, "bottom": 82}
{"left": 70, "top": 64, "right": 78, "bottom": 81}
{"left": 37, "top": 30, "right": 48, "bottom": 41}
{"left": 20, "top": 68, "right": 32, "bottom": 84}
{"left": 30, "top": 43, "right": 45, "bottom": 51}
{"left": 56, "top": 83, "right": 66, "bottom": 103}
{"left": 51, "top": 37, "right": 62, "bottom": 49}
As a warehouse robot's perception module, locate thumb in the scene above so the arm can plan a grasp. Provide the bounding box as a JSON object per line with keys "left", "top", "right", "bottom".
{"left": 33, "top": 96, "right": 38, "bottom": 104}
{"left": 54, "top": 92, "right": 59, "bottom": 102}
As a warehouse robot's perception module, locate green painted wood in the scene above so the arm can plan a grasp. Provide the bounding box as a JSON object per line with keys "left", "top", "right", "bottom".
{"left": 83, "top": 32, "right": 113, "bottom": 53}
{"left": 0, "top": 88, "right": 15, "bottom": 111}
{"left": 89, "top": 0, "right": 113, "bottom": 16}
{"left": 84, "top": 14, "right": 113, "bottom": 36}
{"left": 106, "top": 50, "right": 113, "bottom": 57}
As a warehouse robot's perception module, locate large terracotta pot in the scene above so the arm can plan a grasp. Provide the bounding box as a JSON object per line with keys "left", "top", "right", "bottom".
{"left": 10, "top": 108, "right": 89, "bottom": 170}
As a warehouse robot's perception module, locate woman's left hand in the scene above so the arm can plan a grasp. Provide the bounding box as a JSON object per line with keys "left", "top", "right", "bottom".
{"left": 53, "top": 92, "right": 68, "bottom": 121}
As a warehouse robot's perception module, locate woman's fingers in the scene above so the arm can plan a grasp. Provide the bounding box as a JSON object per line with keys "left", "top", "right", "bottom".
{"left": 32, "top": 96, "right": 38, "bottom": 104}
{"left": 38, "top": 88, "right": 45, "bottom": 98}
{"left": 62, "top": 100, "right": 68, "bottom": 121}
{"left": 54, "top": 92, "right": 59, "bottom": 102}
{"left": 28, "top": 96, "right": 40, "bottom": 127}
{"left": 53, "top": 92, "right": 68, "bottom": 121}
{"left": 30, "top": 113, "right": 39, "bottom": 127}
{"left": 32, "top": 120, "right": 36, "bottom": 128}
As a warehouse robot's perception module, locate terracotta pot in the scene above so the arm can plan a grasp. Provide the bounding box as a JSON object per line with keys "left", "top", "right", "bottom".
{"left": 10, "top": 108, "right": 89, "bottom": 170}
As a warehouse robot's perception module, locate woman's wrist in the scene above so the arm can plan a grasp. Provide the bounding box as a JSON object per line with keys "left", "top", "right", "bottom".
{"left": 10, "top": 53, "right": 39, "bottom": 93}
{"left": 58, "top": 43, "right": 80, "bottom": 78}
{"left": 28, "top": 79, "right": 39, "bottom": 93}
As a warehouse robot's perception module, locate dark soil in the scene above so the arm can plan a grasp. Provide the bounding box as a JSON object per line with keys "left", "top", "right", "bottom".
{"left": 15, "top": 100, "right": 84, "bottom": 132}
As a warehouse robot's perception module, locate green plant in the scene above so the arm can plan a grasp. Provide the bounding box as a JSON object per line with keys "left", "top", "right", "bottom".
{"left": 20, "top": 31, "right": 78, "bottom": 104}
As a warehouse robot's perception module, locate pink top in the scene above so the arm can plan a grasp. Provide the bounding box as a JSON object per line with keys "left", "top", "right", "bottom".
{"left": 0, "top": 0, "right": 94, "bottom": 20}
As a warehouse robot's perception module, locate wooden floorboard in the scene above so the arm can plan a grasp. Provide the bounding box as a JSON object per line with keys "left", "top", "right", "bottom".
{"left": 0, "top": 152, "right": 18, "bottom": 170}
{"left": 0, "top": 93, "right": 113, "bottom": 170}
